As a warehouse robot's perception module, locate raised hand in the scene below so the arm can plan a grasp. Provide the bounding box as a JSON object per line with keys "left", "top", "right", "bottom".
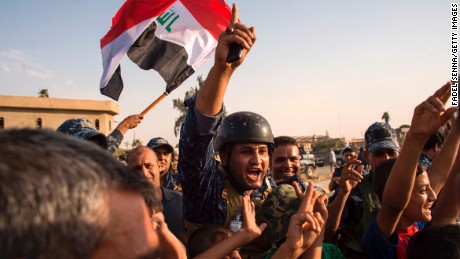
{"left": 279, "top": 182, "right": 324, "bottom": 256}
{"left": 240, "top": 194, "right": 267, "bottom": 241}
{"left": 116, "top": 114, "right": 143, "bottom": 134}
{"left": 409, "top": 81, "right": 457, "bottom": 140}
{"left": 151, "top": 212, "right": 187, "bottom": 259}
{"left": 215, "top": 3, "right": 256, "bottom": 68}
{"left": 338, "top": 159, "right": 364, "bottom": 193}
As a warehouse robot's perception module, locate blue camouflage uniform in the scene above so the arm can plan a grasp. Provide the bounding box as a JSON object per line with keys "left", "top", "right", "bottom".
{"left": 418, "top": 153, "right": 432, "bottom": 169}
{"left": 178, "top": 98, "right": 270, "bottom": 239}
{"left": 179, "top": 98, "right": 228, "bottom": 226}
{"left": 57, "top": 118, "right": 124, "bottom": 154}
{"left": 107, "top": 129, "right": 124, "bottom": 154}
{"left": 328, "top": 122, "right": 400, "bottom": 258}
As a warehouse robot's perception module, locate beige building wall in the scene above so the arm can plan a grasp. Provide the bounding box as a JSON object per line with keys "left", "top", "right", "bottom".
{"left": 0, "top": 95, "right": 119, "bottom": 136}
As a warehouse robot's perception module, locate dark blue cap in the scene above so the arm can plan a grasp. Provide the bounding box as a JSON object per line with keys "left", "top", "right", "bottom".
{"left": 365, "top": 122, "right": 400, "bottom": 153}
{"left": 341, "top": 145, "right": 356, "bottom": 155}
{"left": 56, "top": 119, "right": 107, "bottom": 149}
{"left": 147, "top": 137, "right": 174, "bottom": 153}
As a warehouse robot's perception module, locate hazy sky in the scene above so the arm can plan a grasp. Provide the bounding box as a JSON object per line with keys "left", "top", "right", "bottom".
{"left": 0, "top": 1, "right": 452, "bottom": 147}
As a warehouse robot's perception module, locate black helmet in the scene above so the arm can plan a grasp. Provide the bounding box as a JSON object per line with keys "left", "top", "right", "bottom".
{"left": 213, "top": 111, "right": 274, "bottom": 152}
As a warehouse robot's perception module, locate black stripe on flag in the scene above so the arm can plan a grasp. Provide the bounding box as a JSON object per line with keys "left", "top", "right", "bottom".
{"left": 127, "top": 22, "right": 195, "bottom": 94}
{"left": 101, "top": 66, "right": 123, "bottom": 101}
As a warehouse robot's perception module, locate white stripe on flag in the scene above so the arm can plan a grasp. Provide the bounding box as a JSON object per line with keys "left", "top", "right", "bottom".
{"left": 154, "top": 1, "right": 217, "bottom": 70}
{"left": 100, "top": 18, "right": 155, "bottom": 89}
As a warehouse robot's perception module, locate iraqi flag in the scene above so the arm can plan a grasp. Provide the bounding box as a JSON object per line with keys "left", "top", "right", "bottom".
{"left": 100, "top": 0, "right": 232, "bottom": 100}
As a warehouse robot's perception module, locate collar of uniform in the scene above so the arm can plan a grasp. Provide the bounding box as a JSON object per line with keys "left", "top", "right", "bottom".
{"left": 161, "top": 186, "right": 175, "bottom": 201}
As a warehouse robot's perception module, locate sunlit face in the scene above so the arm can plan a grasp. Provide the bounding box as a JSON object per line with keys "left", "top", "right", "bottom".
{"left": 91, "top": 190, "right": 159, "bottom": 259}
{"left": 343, "top": 151, "right": 357, "bottom": 163}
{"left": 127, "top": 147, "right": 160, "bottom": 188}
{"left": 221, "top": 143, "right": 270, "bottom": 190}
{"left": 271, "top": 144, "right": 301, "bottom": 181}
{"left": 154, "top": 147, "right": 172, "bottom": 175}
{"left": 365, "top": 148, "right": 399, "bottom": 172}
{"left": 403, "top": 172, "right": 437, "bottom": 223}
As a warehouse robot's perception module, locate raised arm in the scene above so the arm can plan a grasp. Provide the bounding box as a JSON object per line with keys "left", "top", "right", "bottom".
{"left": 272, "top": 182, "right": 324, "bottom": 259}
{"left": 377, "top": 82, "right": 457, "bottom": 238}
{"left": 324, "top": 160, "right": 363, "bottom": 242}
{"left": 115, "top": 114, "right": 143, "bottom": 135}
{"left": 427, "top": 117, "right": 460, "bottom": 195}
{"left": 431, "top": 143, "right": 460, "bottom": 225}
{"left": 107, "top": 114, "right": 143, "bottom": 153}
{"left": 195, "top": 3, "right": 256, "bottom": 116}
{"left": 301, "top": 193, "right": 329, "bottom": 259}
{"left": 152, "top": 213, "right": 187, "bottom": 259}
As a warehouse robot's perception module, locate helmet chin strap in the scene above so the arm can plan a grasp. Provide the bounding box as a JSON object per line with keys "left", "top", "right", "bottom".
{"left": 220, "top": 164, "right": 251, "bottom": 195}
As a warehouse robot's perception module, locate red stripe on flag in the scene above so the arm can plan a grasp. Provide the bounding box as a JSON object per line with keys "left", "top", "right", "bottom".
{"left": 100, "top": 0, "right": 176, "bottom": 48}
{"left": 180, "top": 0, "right": 232, "bottom": 40}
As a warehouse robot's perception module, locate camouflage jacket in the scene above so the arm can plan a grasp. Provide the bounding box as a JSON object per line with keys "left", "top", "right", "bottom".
{"left": 107, "top": 129, "right": 123, "bottom": 154}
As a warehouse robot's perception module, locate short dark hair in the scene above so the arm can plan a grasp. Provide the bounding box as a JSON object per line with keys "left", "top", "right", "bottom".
{"left": 274, "top": 136, "right": 298, "bottom": 148}
{"left": 187, "top": 224, "right": 231, "bottom": 258}
{"left": 0, "top": 129, "right": 156, "bottom": 258}
{"left": 407, "top": 224, "right": 460, "bottom": 259}
{"left": 423, "top": 132, "right": 444, "bottom": 151}
{"left": 373, "top": 158, "right": 425, "bottom": 202}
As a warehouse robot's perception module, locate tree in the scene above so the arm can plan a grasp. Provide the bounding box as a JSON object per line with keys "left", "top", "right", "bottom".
{"left": 131, "top": 139, "right": 142, "bottom": 148}
{"left": 313, "top": 138, "right": 346, "bottom": 151}
{"left": 381, "top": 111, "right": 390, "bottom": 124}
{"left": 172, "top": 75, "right": 227, "bottom": 137}
{"left": 38, "top": 89, "right": 49, "bottom": 98}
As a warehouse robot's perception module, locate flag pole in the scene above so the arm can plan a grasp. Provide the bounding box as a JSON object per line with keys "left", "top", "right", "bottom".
{"left": 140, "top": 91, "right": 169, "bottom": 116}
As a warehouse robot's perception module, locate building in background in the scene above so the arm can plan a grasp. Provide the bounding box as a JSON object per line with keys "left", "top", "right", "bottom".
{"left": 0, "top": 95, "right": 119, "bottom": 135}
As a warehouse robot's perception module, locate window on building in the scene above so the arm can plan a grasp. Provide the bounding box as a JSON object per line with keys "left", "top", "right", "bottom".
{"left": 36, "top": 118, "right": 42, "bottom": 129}
{"left": 95, "top": 119, "right": 100, "bottom": 130}
{"left": 109, "top": 120, "right": 112, "bottom": 131}
{"left": 0, "top": 117, "right": 4, "bottom": 129}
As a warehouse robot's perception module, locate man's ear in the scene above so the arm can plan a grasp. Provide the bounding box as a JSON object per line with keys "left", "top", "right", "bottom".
{"left": 363, "top": 150, "right": 370, "bottom": 164}
{"left": 220, "top": 151, "right": 228, "bottom": 166}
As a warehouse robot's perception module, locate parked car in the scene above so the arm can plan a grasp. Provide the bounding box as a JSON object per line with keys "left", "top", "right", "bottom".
{"left": 334, "top": 150, "right": 344, "bottom": 167}
{"left": 300, "top": 153, "right": 316, "bottom": 177}
{"left": 315, "top": 157, "right": 325, "bottom": 167}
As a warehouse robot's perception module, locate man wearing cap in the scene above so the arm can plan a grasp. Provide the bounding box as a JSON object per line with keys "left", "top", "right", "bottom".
{"left": 147, "top": 137, "right": 180, "bottom": 191}
{"left": 328, "top": 145, "right": 358, "bottom": 192}
{"left": 177, "top": 11, "right": 271, "bottom": 244}
{"left": 325, "top": 122, "right": 400, "bottom": 258}
{"left": 56, "top": 114, "right": 143, "bottom": 153}
{"left": 56, "top": 118, "right": 108, "bottom": 149}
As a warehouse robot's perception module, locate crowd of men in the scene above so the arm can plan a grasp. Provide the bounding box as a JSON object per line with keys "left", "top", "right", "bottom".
{"left": 1, "top": 5, "right": 460, "bottom": 259}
